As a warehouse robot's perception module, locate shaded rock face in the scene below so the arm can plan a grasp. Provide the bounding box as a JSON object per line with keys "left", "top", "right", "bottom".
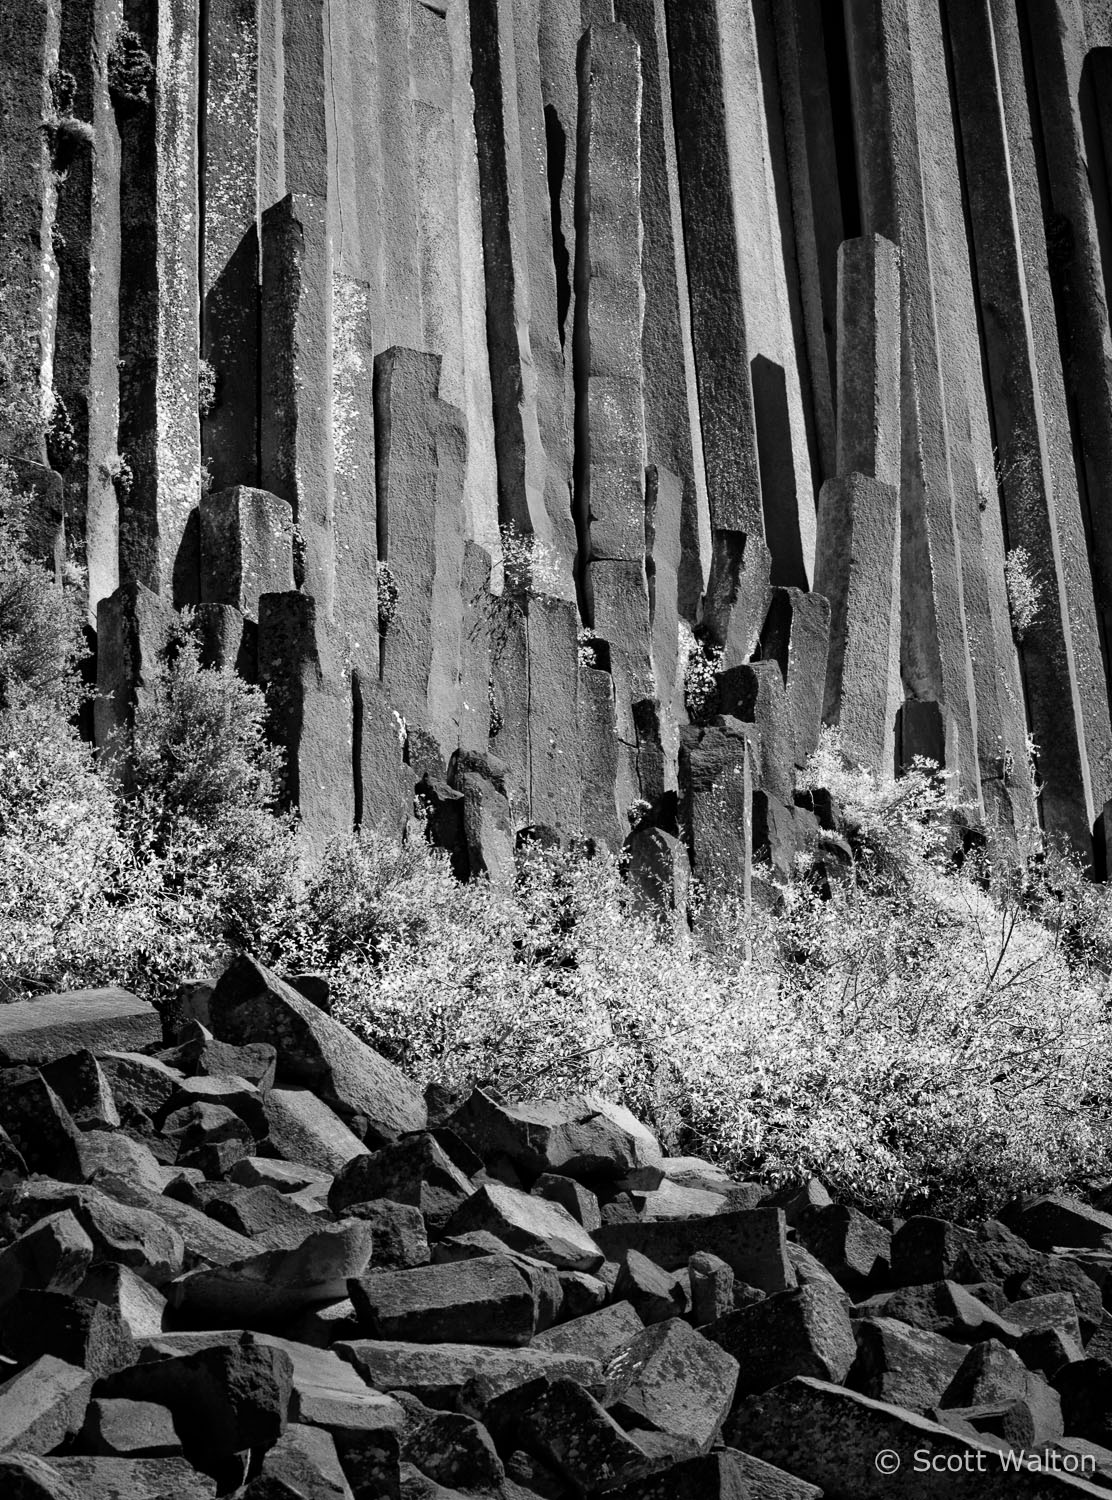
{"left": 15, "top": 0, "right": 1112, "bottom": 890}
{"left": 3, "top": 975, "right": 1112, "bottom": 1496}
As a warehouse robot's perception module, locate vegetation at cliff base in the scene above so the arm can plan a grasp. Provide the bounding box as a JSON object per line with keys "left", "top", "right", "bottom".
{"left": 2, "top": 465, "right": 1112, "bottom": 1223}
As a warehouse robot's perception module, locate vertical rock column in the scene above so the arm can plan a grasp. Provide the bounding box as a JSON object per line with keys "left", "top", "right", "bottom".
{"left": 947, "top": 0, "right": 1105, "bottom": 851}
{"left": 813, "top": 235, "right": 902, "bottom": 774}
{"left": 260, "top": 193, "right": 335, "bottom": 615}
{"left": 613, "top": 0, "right": 711, "bottom": 619}
{"left": 846, "top": 0, "right": 1030, "bottom": 819}
{"left": 0, "top": 0, "right": 57, "bottom": 466}
{"left": 577, "top": 22, "right": 656, "bottom": 806}
{"left": 115, "top": 0, "right": 202, "bottom": 605}
{"left": 664, "top": 0, "right": 815, "bottom": 589}
{"left": 469, "top": 0, "right": 576, "bottom": 581}
{"left": 202, "top": 0, "right": 260, "bottom": 493}
{"left": 375, "top": 348, "right": 468, "bottom": 770}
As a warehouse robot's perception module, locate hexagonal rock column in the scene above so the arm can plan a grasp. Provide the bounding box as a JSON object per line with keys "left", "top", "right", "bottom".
{"left": 258, "top": 591, "right": 352, "bottom": 858}
{"left": 94, "top": 580, "right": 176, "bottom": 752}
{"left": 374, "top": 347, "right": 468, "bottom": 769}
{"left": 679, "top": 719, "right": 754, "bottom": 913}
{"left": 0, "top": 0, "right": 57, "bottom": 464}
{"left": 260, "top": 193, "right": 335, "bottom": 616}
{"left": 199, "top": 488, "right": 295, "bottom": 617}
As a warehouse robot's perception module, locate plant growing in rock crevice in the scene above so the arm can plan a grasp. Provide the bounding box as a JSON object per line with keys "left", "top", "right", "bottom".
{"left": 1004, "top": 546, "right": 1044, "bottom": 642}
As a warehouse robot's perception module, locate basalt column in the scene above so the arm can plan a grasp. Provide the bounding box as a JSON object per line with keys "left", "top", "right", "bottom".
{"left": 115, "top": 0, "right": 201, "bottom": 605}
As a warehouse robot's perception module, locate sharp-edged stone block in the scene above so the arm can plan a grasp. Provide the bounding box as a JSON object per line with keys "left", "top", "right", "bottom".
{"left": 200, "top": 487, "right": 295, "bottom": 617}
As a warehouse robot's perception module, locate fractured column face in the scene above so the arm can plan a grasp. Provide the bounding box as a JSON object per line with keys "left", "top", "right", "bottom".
{"left": 0, "top": 0, "right": 57, "bottom": 464}
{"left": 375, "top": 347, "right": 468, "bottom": 763}
{"left": 758, "top": 587, "right": 831, "bottom": 771}
{"left": 577, "top": 661, "right": 624, "bottom": 850}
{"left": 93, "top": 579, "right": 176, "bottom": 753}
{"left": 814, "top": 475, "right": 901, "bottom": 773}
{"left": 202, "top": 0, "right": 260, "bottom": 494}
{"left": 612, "top": 0, "right": 711, "bottom": 616}
{"left": 524, "top": 595, "right": 581, "bottom": 833}
{"left": 199, "top": 487, "right": 295, "bottom": 618}
{"left": 947, "top": 0, "right": 1101, "bottom": 851}
{"left": 700, "top": 530, "right": 773, "bottom": 672}
{"left": 260, "top": 192, "right": 335, "bottom": 614}
{"left": 679, "top": 719, "right": 753, "bottom": 912}
{"left": 836, "top": 236, "right": 901, "bottom": 486}
{"left": 331, "top": 272, "right": 379, "bottom": 673}
{"left": 468, "top": 0, "right": 576, "bottom": 584}
{"left": 258, "top": 590, "right": 353, "bottom": 857}
{"left": 646, "top": 466, "right": 682, "bottom": 763}
{"left": 575, "top": 23, "right": 648, "bottom": 566}
{"left": 664, "top": 0, "right": 815, "bottom": 587}
{"left": 116, "top": 0, "right": 202, "bottom": 606}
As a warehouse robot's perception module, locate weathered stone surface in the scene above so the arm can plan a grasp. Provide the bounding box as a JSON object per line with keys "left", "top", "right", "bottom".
{"left": 0, "top": 1210, "right": 93, "bottom": 1310}
{"left": 447, "top": 1089, "right": 663, "bottom": 1185}
{"left": 82, "top": 1397, "right": 181, "bottom": 1458}
{"left": 337, "top": 1340, "right": 604, "bottom": 1409}
{"left": 0, "top": 993, "right": 159, "bottom": 1067}
{"left": 731, "top": 1377, "right": 1107, "bottom": 1496}
{"left": 348, "top": 1255, "right": 539, "bottom": 1347}
{"left": 849, "top": 1318, "right": 968, "bottom": 1412}
{"left": 707, "top": 1282, "right": 856, "bottom": 1397}
{"left": 443, "top": 1184, "right": 604, "bottom": 1272}
{"left": 612, "top": 1249, "right": 688, "bottom": 1326}
{"left": 793, "top": 1204, "right": 892, "bottom": 1298}
{"left": 210, "top": 955, "right": 426, "bottom": 1144}
{"left": 200, "top": 487, "right": 295, "bottom": 617}
{"left": 533, "top": 1302, "right": 645, "bottom": 1366}
{"left": 679, "top": 720, "right": 753, "bottom": 913}
{"left": 98, "top": 1335, "right": 293, "bottom": 1459}
{"left": 329, "top": 1134, "right": 472, "bottom": 1232}
{"left": 0, "top": 1291, "right": 138, "bottom": 1380}
{"left": 49, "top": 1454, "right": 216, "bottom": 1497}
{"left": 1009, "top": 1194, "right": 1112, "bottom": 1253}
{"left": 604, "top": 1318, "right": 738, "bottom": 1453}
{"left": 609, "top": 1448, "right": 823, "bottom": 1499}
{"left": 0, "top": 1356, "right": 92, "bottom": 1457}
{"left": 593, "top": 1208, "right": 793, "bottom": 1292}
{"left": 77, "top": 1264, "right": 167, "bottom": 1342}
{"left": 264, "top": 1089, "right": 371, "bottom": 1175}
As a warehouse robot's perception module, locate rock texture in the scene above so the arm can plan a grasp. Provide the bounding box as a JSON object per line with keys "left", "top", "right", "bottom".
{"left": 2, "top": 971, "right": 1112, "bottom": 1493}
{"left": 10, "top": 0, "right": 1112, "bottom": 882}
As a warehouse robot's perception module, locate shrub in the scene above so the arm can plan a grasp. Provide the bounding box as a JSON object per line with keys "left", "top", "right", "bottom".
{"left": 679, "top": 621, "right": 723, "bottom": 725}
{"left": 1004, "top": 546, "right": 1043, "bottom": 641}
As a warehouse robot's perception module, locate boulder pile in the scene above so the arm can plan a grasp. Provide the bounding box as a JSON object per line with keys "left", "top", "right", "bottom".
{"left": 2, "top": 956, "right": 1112, "bottom": 1497}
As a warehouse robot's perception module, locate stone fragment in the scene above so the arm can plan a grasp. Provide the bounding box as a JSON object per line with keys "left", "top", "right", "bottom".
{"left": 730, "top": 1377, "right": 1102, "bottom": 1497}
{"left": 533, "top": 1302, "right": 645, "bottom": 1367}
{"left": 13, "top": 1182, "right": 184, "bottom": 1286}
{"left": 941, "top": 1339, "right": 1062, "bottom": 1442}
{"left": 393, "top": 1394, "right": 503, "bottom": 1494}
{"left": 229, "top": 1157, "right": 331, "bottom": 1195}
{"left": 348, "top": 1255, "right": 539, "bottom": 1346}
{"left": 757, "top": 589, "right": 830, "bottom": 770}
{"left": 0, "top": 1292, "right": 137, "bottom": 1379}
{"left": 98, "top": 1335, "right": 293, "bottom": 1459}
{"left": 1053, "top": 1359, "right": 1112, "bottom": 1446}
{"left": 0, "top": 1210, "right": 93, "bottom": 1310}
{"left": 257, "top": 1421, "right": 354, "bottom": 1500}
{"left": 706, "top": 1283, "right": 856, "bottom": 1397}
{"left": 39, "top": 1052, "right": 119, "bottom": 1128}
{"left": 489, "top": 1378, "right": 651, "bottom": 1494}
{"left": 604, "top": 1319, "right": 739, "bottom": 1454}
{"left": 96, "top": 1053, "right": 185, "bottom": 1120}
{"left": 593, "top": 1208, "right": 793, "bottom": 1292}
{"left": 161, "top": 1099, "right": 254, "bottom": 1176}
{"left": 443, "top": 1184, "right": 604, "bottom": 1272}
{"left": 0, "top": 1069, "right": 86, "bottom": 1181}
{"left": 82, "top": 1398, "right": 181, "bottom": 1458}
{"left": 0, "top": 1356, "right": 92, "bottom": 1457}
{"left": 337, "top": 1341, "right": 604, "bottom": 1409}
{"left": 0, "top": 1455, "right": 81, "bottom": 1500}
{"left": 1009, "top": 1194, "right": 1112, "bottom": 1252}
{"left": 793, "top": 1203, "right": 892, "bottom": 1298}
{"left": 0, "top": 992, "right": 160, "bottom": 1067}
{"left": 200, "top": 486, "right": 295, "bottom": 616}
{"left": 559, "top": 1270, "right": 609, "bottom": 1322}
{"left": 446, "top": 1089, "right": 663, "bottom": 1186}
{"left": 167, "top": 1220, "right": 374, "bottom": 1324}
{"left": 689, "top": 1252, "right": 735, "bottom": 1326}
{"left": 613, "top": 1249, "right": 688, "bottom": 1325}
{"left": 77, "top": 1264, "right": 166, "bottom": 1341}
{"left": 890, "top": 1216, "right": 979, "bottom": 1285}
{"left": 76, "top": 1130, "right": 167, "bottom": 1196}
{"left": 849, "top": 1318, "right": 968, "bottom": 1412}
{"left": 329, "top": 1134, "right": 472, "bottom": 1233}
{"left": 49, "top": 1455, "right": 217, "bottom": 1499}
{"left": 265, "top": 1089, "right": 371, "bottom": 1175}
{"left": 1013, "top": 1256, "right": 1103, "bottom": 1341}
{"left": 531, "top": 1175, "right": 602, "bottom": 1232}
{"left": 608, "top": 1448, "right": 822, "bottom": 1499}
{"left": 210, "top": 956, "right": 426, "bottom": 1144}
{"left": 853, "top": 1281, "right": 1021, "bottom": 1345}
{"left": 202, "top": 1184, "right": 322, "bottom": 1247}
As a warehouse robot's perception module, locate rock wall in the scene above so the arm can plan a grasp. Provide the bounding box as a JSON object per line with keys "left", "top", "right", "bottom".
{"left": 8, "top": 0, "right": 1112, "bottom": 874}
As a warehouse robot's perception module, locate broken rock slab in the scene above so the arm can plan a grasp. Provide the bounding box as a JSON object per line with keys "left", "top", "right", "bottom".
{"left": 604, "top": 1318, "right": 739, "bottom": 1454}
{"left": 0, "top": 1355, "right": 93, "bottom": 1457}
{"left": 442, "top": 1183, "right": 605, "bottom": 1272}
{"left": 0, "top": 991, "right": 160, "bottom": 1066}
{"left": 337, "top": 1341, "right": 605, "bottom": 1409}
{"left": 347, "top": 1254, "right": 541, "bottom": 1347}
{"left": 593, "top": 1208, "right": 793, "bottom": 1292}
{"left": 209, "top": 954, "right": 426, "bottom": 1144}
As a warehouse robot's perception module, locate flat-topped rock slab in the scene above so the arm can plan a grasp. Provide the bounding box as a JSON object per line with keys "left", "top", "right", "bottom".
{"left": 0, "top": 991, "right": 160, "bottom": 1065}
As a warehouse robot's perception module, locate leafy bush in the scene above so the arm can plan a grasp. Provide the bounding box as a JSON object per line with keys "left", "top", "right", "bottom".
{"left": 1004, "top": 545, "right": 1044, "bottom": 641}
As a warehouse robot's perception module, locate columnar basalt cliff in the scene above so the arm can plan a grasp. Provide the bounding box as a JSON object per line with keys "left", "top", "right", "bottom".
{"left": 7, "top": 0, "right": 1112, "bottom": 876}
